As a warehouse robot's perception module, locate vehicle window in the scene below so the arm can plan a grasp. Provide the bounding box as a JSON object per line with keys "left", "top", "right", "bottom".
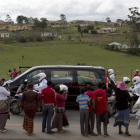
{"left": 16, "top": 78, "right": 24, "bottom": 86}
{"left": 77, "top": 70, "right": 102, "bottom": 85}
{"left": 51, "top": 70, "right": 73, "bottom": 84}
{"left": 26, "top": 69, "right": 45, "bottom": 83}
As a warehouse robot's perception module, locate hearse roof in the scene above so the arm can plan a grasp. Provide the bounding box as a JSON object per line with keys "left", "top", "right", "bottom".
{"left": 31, "top": 65, "right": 105, "bottom": 70}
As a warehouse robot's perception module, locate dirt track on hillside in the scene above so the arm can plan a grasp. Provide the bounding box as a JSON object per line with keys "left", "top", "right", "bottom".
{"left": 12, "top": 40, "right": 64, "bottom": 46}
{"left": 81, "top": 36, "right": 115, "bottom": 42}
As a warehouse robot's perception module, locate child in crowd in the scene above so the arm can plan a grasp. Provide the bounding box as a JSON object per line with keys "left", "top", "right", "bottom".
{"left": 76, "top": 88, "right": 90, "bottom": 137}
{"left": 93, "top": 82, "right": 109, "bottom": 136}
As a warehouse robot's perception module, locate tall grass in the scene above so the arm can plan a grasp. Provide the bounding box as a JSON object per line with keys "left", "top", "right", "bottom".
{"left": 0, "top": 43, "right": 139, "bottom": 82}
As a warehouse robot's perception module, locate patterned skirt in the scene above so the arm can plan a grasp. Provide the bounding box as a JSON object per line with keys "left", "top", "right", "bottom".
{"left": 0, "top": 100, "right": 9, "bottom": 129}
{"left": 52, "top": 107, "right": 69, "bottom": 131}
{"left": 23, "top": 115, "right": 34, "bottom": 134}
{"left": 114, "top": 108, "right": 130, "bottom": 127}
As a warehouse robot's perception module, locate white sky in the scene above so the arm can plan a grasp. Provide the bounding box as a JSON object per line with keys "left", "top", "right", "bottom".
{"left": 0, "top": 0, "right": 140, "bottom": 22}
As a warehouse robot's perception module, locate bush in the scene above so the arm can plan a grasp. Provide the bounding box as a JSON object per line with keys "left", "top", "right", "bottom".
{"left": 127, "top": 48, "right": 138, "bottom": 55}
{"left": 91, "top": 30, "right": 97, "bottom": 34}
{"left": 35, "top": 36, "right": 43, "bottom": 42}
{"left": 19, "top": 36, "right": 27, "bottom": 43}
{"left": 68, "top": 35, "right": 71, "bottom": 40}
{"left": 3, "top": 37, "right": 13, "bottom": 44}
{"left": 27, "top": 35, "right": 34, "bottom": 42}
{"left": 46, "top": 35, "right": 54, "bottom": 41}
{"left": 83, "top": 28, "right": 88, "bottom": 33}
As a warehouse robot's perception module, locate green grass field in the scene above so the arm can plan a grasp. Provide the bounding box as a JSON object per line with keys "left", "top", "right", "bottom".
{"left": 0, "top": 23, "right": 139, "bottom": 84}
{"left": 0, "top": 42, "right": 139, "bottom": 83}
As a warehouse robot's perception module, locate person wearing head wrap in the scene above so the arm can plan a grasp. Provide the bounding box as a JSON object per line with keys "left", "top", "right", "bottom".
{"left": 107, "top": 72, "right": 132, "bottom": 136}
{"left": 0, "top": 78, "right": 10, "bottom": 133}
{"left": 19, "top": 83, "right": 40, "bottom": 135}
{"left": 52, "top": 85, "right": 69, "bottom": 133}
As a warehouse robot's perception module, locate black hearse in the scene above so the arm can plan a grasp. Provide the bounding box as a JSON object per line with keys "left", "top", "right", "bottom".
{"left": 5, "top": 65, "right": 107, "bottom": 106}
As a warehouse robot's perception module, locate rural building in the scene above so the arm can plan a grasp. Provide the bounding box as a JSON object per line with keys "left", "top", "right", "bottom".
{"left": 108, "top": 42, "right": 122, "bottom": 49}
{"left": 97, "top": 28, "right": 116, "bottom": 34}
{"left": 107, "top": 22, "right": 127, "bottom": 27}
{"left": 0, "top": 33, "right": 9, "bottom": 38}
{"left": 70, "top": 20, "right": 85, "bottom": 24}
{"left": 46, "top": 20, "right": 67, "bottom": 25}
{"left": 0, "top": 20, "right": 5, "bottom": 24}
{"left": 7, "top": 24, "right": 33, "bottom": 31}
{"left": 41, "top": 32, "right": 57, "bottom": 37}
{"left": 79, "top": 23, "right": 88, "bottom": 27}
{"left": 122, "top": 43, "right": 140, "bottom": 49}
{"left": 0, "top": 25, "right": 9, "bottom": 30}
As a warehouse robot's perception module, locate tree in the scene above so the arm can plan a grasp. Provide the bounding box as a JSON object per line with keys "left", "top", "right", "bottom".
{"left": 40, "top": 17, "right": 47, "bottom": 21}
{"left": 116, "top": 19, "right": 124, "bottom": 23}
{"left": 77, "top": 24, "right": 83, "bottom": 37}
{"left": 87, "top": 25, "right": 94, "bottom": 30}
{"left": 40, "top": 20, "right": 47, "bottom": 30}
{"left": 60, "top": 14, "right": 66, "bottom": 21}
{"left": 128, "top": 7, "right": 140, "bottom": 32}
{"left": 16, "top": 15, "right": 25, "bottom": 24}
{"left": 33, "top": 19, "right": 47, "bottom": 30}
{"left": 106, "top": 17, "right": 111, "bottom": 23}
{"left": 5, "top": 14, "right": 12, "bottom": 23}
{"left": 127, "top": 32, "right": 139, "bottom": 48}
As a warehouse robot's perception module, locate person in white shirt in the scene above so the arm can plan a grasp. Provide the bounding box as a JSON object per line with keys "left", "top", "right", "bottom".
{"left": 34, "top": 73, "right": 47, "bottom": 93}
{"left": 0, "top": 78, "right": 10, "bottom": 133}
{"left": 107, "top": 69, "right": 115, "bottom": 96}
{"left": 130, "top": 76, "right": 140, "bottom": 102}
{"left": 108, "top": 69, "right": 115, "bottom": 83}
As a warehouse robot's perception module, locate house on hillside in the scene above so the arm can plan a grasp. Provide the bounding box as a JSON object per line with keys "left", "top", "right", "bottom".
{"left": 0, "top": 20, "right": 5, "bottom": 24}
{"left": 70, "top": 20, "right": 85, "bottom": 24}
{"left": 79, "top": 23, "right": 88, "bottom": 27}
{"left": 108, "top": 42, "right": 122, "bottom": 49}
{"left": 107, "top": 22, "right": 119, "bottom": 27}
{"left": 0, "top": 25, "right": 9, "bottom": 30}
{"left": 122, "top": 43, "right": 140, "bottom": 49}
{"left": 0, "top": 33, "right": 9, "bottom": 38}
{"left": 7, "top": 24, "right": 34, "bottom": 31}
{"left": 41, "top": 32, "right": 57, "bottom": 37}
{"left": 97, "top": 28, "right": 116, "bottom": 34}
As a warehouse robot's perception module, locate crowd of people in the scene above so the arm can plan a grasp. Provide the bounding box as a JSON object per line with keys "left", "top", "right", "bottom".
{"left": 0, "top": 68, "right": 140, "bottom": 137}
{"left": 8, "top": 67, "right": 21, "bottom": 79}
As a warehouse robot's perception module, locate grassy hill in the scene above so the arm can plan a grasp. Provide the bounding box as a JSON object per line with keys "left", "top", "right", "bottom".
{"left": 0, "top": 42, "right": 139, "bottom": 83}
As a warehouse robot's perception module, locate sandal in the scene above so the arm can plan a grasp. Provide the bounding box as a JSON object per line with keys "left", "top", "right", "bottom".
{"left": 0, "top": 129, "right": 9, "bottom": 133}
{"left": 119, "top": 131, "right": 123, "bottom": 134}
{"left": 58, "top": 130, "right": 65, "bottom": 133}
{"left": 125, "top": 132, "right": 131, "bottom": 136}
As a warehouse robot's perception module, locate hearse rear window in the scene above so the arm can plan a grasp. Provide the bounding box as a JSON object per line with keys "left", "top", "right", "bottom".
{"left": 51, "top": 70, "right": 73, "bottom": 84}
{"left": 77, "top": 70, "right": 102, "bottom": 85}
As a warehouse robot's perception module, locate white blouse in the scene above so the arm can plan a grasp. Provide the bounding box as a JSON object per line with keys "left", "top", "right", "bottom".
{"left": 0, "top": 86, "right": 10, "bottom": 100}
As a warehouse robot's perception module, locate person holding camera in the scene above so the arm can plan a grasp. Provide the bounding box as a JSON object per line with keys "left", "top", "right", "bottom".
{"left": 0, "top": 78, "right": 10, "bottom": 133}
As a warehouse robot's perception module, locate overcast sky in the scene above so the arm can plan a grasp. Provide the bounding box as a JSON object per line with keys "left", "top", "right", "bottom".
{"left": 0, "top": 0, "right": 140, "bottom": 23}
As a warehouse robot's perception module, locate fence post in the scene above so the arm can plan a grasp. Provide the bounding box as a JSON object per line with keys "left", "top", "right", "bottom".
{"left": 131, "top": 69, "right": 132, "bottom": 86}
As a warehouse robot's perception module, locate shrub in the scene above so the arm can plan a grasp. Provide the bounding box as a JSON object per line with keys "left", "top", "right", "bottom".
{"left": 127, "top": 48, "right": 138, "bottom": 55}
{"left": 83, "top": 28, "right": 88, "bottom": 33}
{"left": 46, "top": 35, "right": 54, "bottom": 41}
{"left": 19, "top": 36, "right": 27, "bottom": 43}
{"left": 27, "top": 35, "right": 34, "bottom": 42}
{"left": 68, "top": 35, "right": 71, "bottom": 40}
{"left": 3, "top": 37, "right": 13, "bottom": 44}
{"left": 35, "top": 36, "right": 43, "bottom": 42}
{"left": 91, "top": 30, "right": 97, "bottom": 34}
